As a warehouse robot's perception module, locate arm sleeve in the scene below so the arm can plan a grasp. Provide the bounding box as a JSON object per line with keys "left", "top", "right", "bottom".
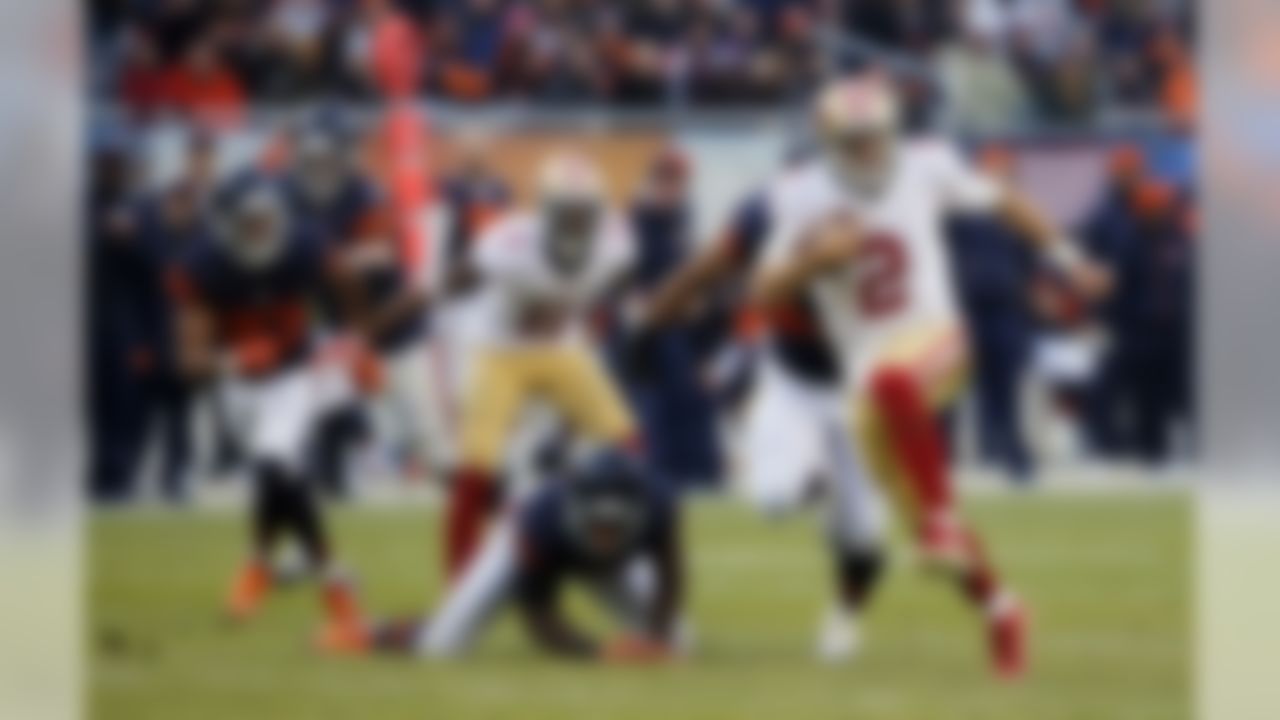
{"left": 609, "top": 216, "right": 638, "bottom": 279}
{"left": 931, "top": 142, "right": 1005, "bottom": 214}
{"left": 514, "top": 563, "right": 599, "bottom": 659}
{"left": 757, "top": 184, "right": 807, "bottom": 274}
{"left": 720, "top": 193, "right": 771, "bottom": 265}
{"left": 471, "top": 220, "right": 513, "bottom": 281}
{"left": 641, "top": 493, "right": 684, "bottom": 640}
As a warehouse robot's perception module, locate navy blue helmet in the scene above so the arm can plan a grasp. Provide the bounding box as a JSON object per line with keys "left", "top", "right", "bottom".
{"left": 561, "top": 450, "right": 652, "bottom": 559}
{"left": 212, "top": 171, "right": 290, "bottom": 270}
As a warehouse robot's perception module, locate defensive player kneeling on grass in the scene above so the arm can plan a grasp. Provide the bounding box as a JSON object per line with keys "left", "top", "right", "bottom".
{"left": 324, "top": 450, "right": 685, "bottom": 664}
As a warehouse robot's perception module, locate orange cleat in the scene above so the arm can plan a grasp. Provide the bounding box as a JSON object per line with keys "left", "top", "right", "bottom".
{"left": 314, "top": 617, "right": 371, "bottom": 656}
{"left": 602, "top": 634, "right": 673, "bottom": 665}
{"left": 224, "top": 561, "right": 271, "bottom": 622}
{"left": 988, "top": 595, "right": 1028, "bottom": 681}
{"left": 320, "top": 577, "right": 365, "bottom": 647}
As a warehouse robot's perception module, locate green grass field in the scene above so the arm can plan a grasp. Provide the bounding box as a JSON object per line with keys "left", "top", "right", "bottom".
{"left": 90, "top": 492, "right": 1190, "bottom": 720}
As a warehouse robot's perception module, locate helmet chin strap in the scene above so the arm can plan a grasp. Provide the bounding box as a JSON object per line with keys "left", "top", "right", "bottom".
{"left": 237, "top": 241, "right": 284, "bottom": 270}
{"left": 827, "top": 140, "right": 900, "bottom": 200}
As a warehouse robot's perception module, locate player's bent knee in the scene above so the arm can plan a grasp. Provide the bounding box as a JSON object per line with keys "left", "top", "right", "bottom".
{"left": 745, "top": 474, "right": 807, "bottom": 518}
{"left": 829, "top": 517, "right": 887, "bottom": 554}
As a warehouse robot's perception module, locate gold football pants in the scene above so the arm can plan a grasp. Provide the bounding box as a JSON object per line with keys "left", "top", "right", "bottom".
{"left": 457, "top": 345, "right": 635, "bottom": 470}
{"left": 850, "top": 321, "right": 970, "bottom": 528}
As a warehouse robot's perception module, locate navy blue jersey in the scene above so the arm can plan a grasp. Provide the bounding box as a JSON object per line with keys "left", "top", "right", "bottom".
{"left": 135, "top": 195, "right": 212, "bottom": 368}
{"left": 630, "top": 199, "right": 692, "bottom": 290}
{"left": 723, "top": 193, "right": 840, "bottom": 385}
{"left": 287, "top": 173, "right": 424, "bottom": 347}
{"left": 170, "top": 232, "right": 329, "bottom": 376}
{"left": 284, "top": 174, "right": 382, "bottom": 250}
{"left": 514, "top": 480, "right": 677, "bottom": 607}
{"left": 440, "top": 173, "right": 511, "bottom": 264}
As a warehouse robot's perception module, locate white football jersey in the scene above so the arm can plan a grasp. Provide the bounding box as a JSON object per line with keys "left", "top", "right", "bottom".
{"left": 761, "top": 139, "right": 1005, "bottom": 381}
{"left": 470, "top": 209, "right": 635, "bottom": 347}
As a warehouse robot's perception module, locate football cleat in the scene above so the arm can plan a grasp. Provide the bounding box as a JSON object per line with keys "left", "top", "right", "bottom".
{"left": 988, "top": 593, "right": 1029, "bottom": 680}
{"left": 314, "top": 618, "right": 371, "bottom": 656}
{"left": 322, "top": 576, "right": 364, "bottom": 628}
{"left": 224, "top": 561, "right": 271, "bottom": 622}
{"left": 815, "top": 606, "right": 863, "bottom": 664}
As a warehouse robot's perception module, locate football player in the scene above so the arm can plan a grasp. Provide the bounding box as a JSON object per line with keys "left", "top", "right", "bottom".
{"left": 750, "top": 72, "right": 1110, "bottom": 678}
{"left": 169, "top": 171, "right": 365, "bottom": 634}
{"left": 443, "top": 150, "right": 640, "bottom": 579}
{"left": 324, "top": 449, "right": 684, "bottom": 663}
{"left": 631, "top": 183, "right": 887, "bottom": 663}
{"left": 284, "top": 123, "right": 451, "bottom": 484}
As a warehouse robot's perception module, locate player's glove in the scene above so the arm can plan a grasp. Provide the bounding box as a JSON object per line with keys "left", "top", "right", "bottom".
{"left": 230, "top": 337, "right": 281, "bottom": 376}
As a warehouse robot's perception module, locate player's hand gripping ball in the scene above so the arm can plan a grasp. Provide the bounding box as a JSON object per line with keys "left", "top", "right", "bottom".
{"left": 802, "top": 210, "right": 863, "bottom": 273}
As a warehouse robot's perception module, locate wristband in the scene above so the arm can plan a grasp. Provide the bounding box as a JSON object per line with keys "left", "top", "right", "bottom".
{"left": 1044, "top": 238, "right": 1085, "bottom": 274}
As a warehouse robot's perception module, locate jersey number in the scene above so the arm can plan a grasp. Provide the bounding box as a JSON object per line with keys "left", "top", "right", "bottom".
{"left": 854, "top": 233, "right": 908, "bottom": 317}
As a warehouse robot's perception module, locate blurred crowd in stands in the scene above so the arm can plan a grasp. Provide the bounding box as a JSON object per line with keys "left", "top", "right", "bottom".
{"left": 91, "top": 0, "right": 1195, "bottom": 127}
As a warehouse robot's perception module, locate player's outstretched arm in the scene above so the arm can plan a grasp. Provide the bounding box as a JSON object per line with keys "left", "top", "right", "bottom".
{"left": 514, "top": 572, "right": 601, "bottom": 660}
{"left": 643, "top": 503, "right": 686, "bottom": 647}
{"left": 750, "top": 213, "right": 862, "bottom": 307}
{"left": 173, "top": 300, "right": 217, "bottom": 381}
{"left": 997, "top": 189, "right": 1114, "bottom": 302}
{"left": 165, "top": 267, "right": 218, "bottom": 381}
{"left": 516, "top": 597, "right": 600, "bottom": 660}
{"left": 360, "top": 283, "right": 429, "bottom": 342}
{"left": 641, "top": 242, "right": 739, "bottom": 329}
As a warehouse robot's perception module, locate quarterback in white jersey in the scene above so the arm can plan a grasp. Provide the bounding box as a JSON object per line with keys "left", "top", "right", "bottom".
{"left": 762, "top": 138, "right": 1006, "bottom": 387}
{"left": 753, "top": 72, "right": 1110, "bottom": 679}
{"left": 443, "top": 151, "right": 640, "bottom": 580}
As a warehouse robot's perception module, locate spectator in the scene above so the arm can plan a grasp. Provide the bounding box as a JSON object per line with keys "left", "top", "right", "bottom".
{"left": 132, "top": 176, "right": 209, "bottom": 502}
{"left": 1087, "top": 179, "right": 1193, "bottom": 465}
{"left": 1150, "top": 25, "right": 1196, "bottom": 129}
{"left": 935, "top": 13, "right": 1028, "bottom": 131}
{"left": 164, "top": 39, "right": 246, "bottom": 128}
{"left": 88, "top": 0, "right": 1196, "bottom": 117}
{"left": 840, "top": 0, "right": 951, "bottom": 51}
{"left": 87, "top": 140, "right": 147, "bottom": 503}
{"left": 118, "top": 25, "right": 171, "bottom": 121}
{"left": 1080, "top": 146, "right": 1146, "bottom": 453}
{"left": 948, "top": 145, "right": 1037, "bottom": 483}
{"left": 623, "top": 147, "right": 723, "bottom": 490}
{"left": 257, "top": 0, "right": 341, "bottom": 101}
{"left": 141, "top": 0, "right": 212, "bottom": 63}
{"left": 430, "top": 0, "right": 507, "bottom": 101}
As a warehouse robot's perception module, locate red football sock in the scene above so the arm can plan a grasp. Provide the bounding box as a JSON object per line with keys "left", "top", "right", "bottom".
{"left": 618, "top": 432, "right": 646, "bottom": 457}
{"left": 868, "top": 366, "right": 953, "bottom": 518}
{"left": 957, "top": 527, "right": 1000, "bottom": 608}
{"left": 445, "top": 468, "right": 499, "bottom": 581}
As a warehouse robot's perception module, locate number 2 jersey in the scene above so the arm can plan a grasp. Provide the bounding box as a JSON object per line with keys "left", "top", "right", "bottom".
{"left": 760, "top": 139, "right": 1006, "bottom": 385}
